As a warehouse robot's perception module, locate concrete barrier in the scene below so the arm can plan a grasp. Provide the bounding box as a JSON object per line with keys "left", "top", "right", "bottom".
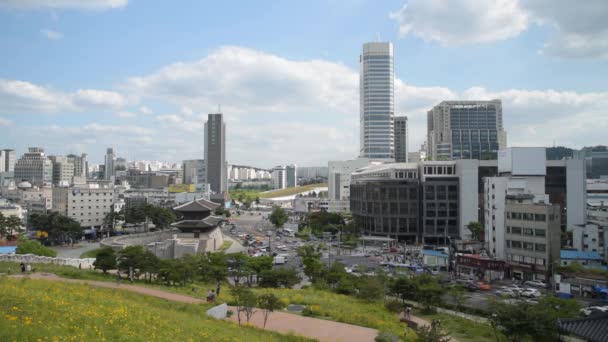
{"left": 100, "top": 230, "right": 179, "bottom": 250}
{"left": 0, "top": 253, "right": 96, "bottom": 269}
{"left": 206, "top": 303, "right": 228, "bottom": 319}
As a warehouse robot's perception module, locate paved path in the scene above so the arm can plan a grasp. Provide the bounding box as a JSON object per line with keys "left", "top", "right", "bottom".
{"left": 51, "top": 242, "right": 101, "bottom": 258}
{"left": 227, "top": 306, "right": 378, "bottom": 342}
{"left": 222, "top": 234, "right": 247, "bottom": 254}
{"left": 15, "top": 273, "right": 379, "bottom": 342}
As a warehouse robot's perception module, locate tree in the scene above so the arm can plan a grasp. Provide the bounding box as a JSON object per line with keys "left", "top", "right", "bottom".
{"left": 214, "top": 207, "right": 225, "bottom": 216}
{"left": 246, "top": 255, "right": 273, "bottom": 284}
{"left": 200, "top": 252, "right": 228, "bottom": 295}
{"left": 117, "top": 245, "right": 146, "bottom": 275}
{"left": 228, "top": 253, "right": 250, "bottom": 286}
{"left": 356, "top": 276, "right": 385, "bottom": 302}
{"left": 416, "top": 320, "right": 451, "bottom": 342}
{"left": 15, "top": 237, "right": 57, "bottom": 257}
{"left": 389, "top": 277, "right": 416, "bottom": 304}
{"left": 255, "top": 196, "right": 260, "bottom": 204}
{"left": 414, "top": 275, "right": 442, "bottom": 313}
{"left": 0, "top": 214, "right": 22, "bottom": 239}
{"left": 147, "top": 206, "right": 176, "bottom": 229}
{"left": 29, "top": 212, "right": 82, "bottom": 244}
{"left": 257, "top": 293, "right": 284, "bottom": 328}
{"left": 93, "top": 247, "right": 117, "bottom": 274}
{"left": 447, "top": 285, "right": 466, "bottom": 311}
{"left": 231, "top": 286, "right": 257, "bottom": 326}
{"left": 466, "top": 222, "right": 483, "bottom": 241}
{"left": 268, "top": 207, "right": 288, "bottom": 228}
{"left": 259, "top": 268, "right": 301, "bottom": 288}
{"left": 297, "top": 245, "right": 324, "bottom": 283}
{"left": 140, "top": 249, "right": 160, "bottom": 282}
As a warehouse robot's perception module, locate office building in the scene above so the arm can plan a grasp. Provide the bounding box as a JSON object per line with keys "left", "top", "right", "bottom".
{"left": 104, "top": 148, "right": 115, "bottom": 181}
{"left": 573, "top": 147, "right": 608, "bottom": 179}
{"left": 182, "top": 159, "right": 206, "bottom": 185}
{"left": 14, "top": 147, "right": 53, "bottom": 186}
{"left": 297, "top": 166, "right": 328, "bottom": 180}
{"left": 504, "top": 196, "right": 561, "bottom": 281}
{"left": 67, "top": 154, "right": 88, "bottom": 179}
{"left": 49, "top": 155, "right": 74, "bottom": 186}
{"left": 1, "top": 149, "right": 16, "bottom": 173}
{"left": 328, "top": 158, "right": 376, "bottom": 213}
{"left": 271, "top": 166, "right": 286, "bottom": 190}
{"left": 394, "top": 116, "right": 408, "bottom": 162}
{"left": 204, "top": 113, "right": 226, "bottom": 193}
{"left": 360, "top": 42, "right": 394, "bottom": 160}
{"left": 427, "top": 100, "right": 506, "bottom": 160}
{"left": 286, "top": 164, "right": 297, "bottom": 188}
{"left": 115, "top": 157, "right": 127, "bottom": 171}
{"left": 52, "top": 183, "right": 115, "bottom": 228}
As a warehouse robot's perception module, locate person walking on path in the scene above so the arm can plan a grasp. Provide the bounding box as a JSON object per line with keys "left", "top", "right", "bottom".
{"left": 20, "top": 263, "right": 25, "bottom": 273}
{"left": 116, "top": 271, "right": 121, "bottom": 286}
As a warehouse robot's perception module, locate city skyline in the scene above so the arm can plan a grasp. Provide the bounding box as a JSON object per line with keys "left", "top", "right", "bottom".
{"left": 0, "top": 1, "right": 607, "bottom": 167}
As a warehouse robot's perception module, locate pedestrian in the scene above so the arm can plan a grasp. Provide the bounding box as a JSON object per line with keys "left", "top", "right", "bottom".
{"left": 406, "top": 306, "right": 412, "bottom": 320}
{"left": 78, "top": 263, "right": 82, "bottom": 270}
{"left": 20, "top": 262, "right": 25, "bottom": 273}
{"left": 116, "top": 271, "right": 121, "bottom": 285}
{"left": 210, "top": 290, "right": 216, "bottom": 303}
{"left": 206, "top": 289, "right": 213, "bottom": 303}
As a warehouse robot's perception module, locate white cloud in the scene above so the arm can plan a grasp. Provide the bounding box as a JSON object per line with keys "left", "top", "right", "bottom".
{"left": 390, "top": 0, "right": 529, "bottom": 46}
{"left": 0, "top": 79, "right": 127, "bottom": 114}
{"left": 40, "top": 29, "right": 62, "bottom": 40}
{"left": 0, "top": 117, "right": 12, "bottom": 126}
{"left": 0, "top": 0, "right": 127, "bottom": 10}
{"left": 139, "top": 106, "right": 152, "bottom": 115}
{"left": 115, "top": 111, "right": 137, "bottom": 118}
{"left": 391, "top": 0, "right": 608, "bottom": 58}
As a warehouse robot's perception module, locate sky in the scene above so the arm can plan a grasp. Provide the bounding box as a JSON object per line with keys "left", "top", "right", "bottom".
{"left": 0, "top": 0, "right": 607, "bottom": 168}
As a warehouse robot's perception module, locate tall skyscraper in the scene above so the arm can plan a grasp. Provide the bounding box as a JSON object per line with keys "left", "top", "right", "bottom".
{"left": 360, "top": 42, "right": 394, "bottom": 160}
{"left": 204, "top": 113, "right": 226, "bottom": 193}
{"left": 286, "top": 164, "right": 297, "bottom": 188}
{"left": 104, "top": 148, "right": 115, "bottom": 180}
{"left": 427, "top": 100, "right": 506, "bottom": 161}
{"left": 271, "top": 166, "right": 286, "bottom": 190}
{"left": 1, "top": 149, "right": 16, "bottom": 172}
{"left": 14, "top": 147, "right": 53, "bottom": 185}
{"left": 49, "top": 155, "right": 74, "bottom": 185}
{"left": 394, "top": 116, "right": 408, "bottom": 163}
{"left": 67, "top": 153, "right": 88, "bottom": 178}
{"left": 182, "top": 159, "right": 206, "bottom": 185}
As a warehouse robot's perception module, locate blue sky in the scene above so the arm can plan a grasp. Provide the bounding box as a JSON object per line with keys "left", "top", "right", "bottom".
{"left": 0, "top": 0, "right": 607, "bottom": 167}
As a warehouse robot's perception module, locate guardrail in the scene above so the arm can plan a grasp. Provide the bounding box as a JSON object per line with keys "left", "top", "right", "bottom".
{"left": 0, "top": 253, "right": 95, "bottom": 269}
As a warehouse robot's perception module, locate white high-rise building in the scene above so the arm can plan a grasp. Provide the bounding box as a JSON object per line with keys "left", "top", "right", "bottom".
{"left": 14, "top": 147, "right": 53, "bottom": 185}
{"left": 1, "top": 149, "right": 16, "bottom": 173}
{"left": 327, "top": 158, "right": 376, "bottom": 213}
{"left": 272, "top": 166, "right": 286, "bottom": 190}
{"left": 360, "top": 42, "right": 394, "bottom": 160}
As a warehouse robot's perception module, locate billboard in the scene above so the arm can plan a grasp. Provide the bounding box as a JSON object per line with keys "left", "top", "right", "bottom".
{"left": 169, "top": 184, "right": 195, "bottom": 193}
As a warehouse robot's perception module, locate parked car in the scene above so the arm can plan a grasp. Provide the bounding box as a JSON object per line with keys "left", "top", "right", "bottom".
{"left": 520, "top": 289, "right": 541, "bottom": 298}
{"left": 496, "top": 289, "right": 518, "bottom": 298}
{"left": 477, "top": 282, "right": 492, "bottom": 291}
{"left": 524, "top": 280, "right": 547, "bottom": 288}
{"left": 580, "top": 306, "right": 608, "bottom": 317}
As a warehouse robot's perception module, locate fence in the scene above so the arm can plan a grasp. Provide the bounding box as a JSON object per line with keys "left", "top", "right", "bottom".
{"left": 0, "top": 253, "right": 95, "bottom": 269}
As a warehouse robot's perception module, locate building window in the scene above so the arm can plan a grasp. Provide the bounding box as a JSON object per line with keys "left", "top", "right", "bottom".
{"left": 511, "top": 240, "right": 522, "bottom": 248}
{"left": 534, "top": 214, "right": 546, "bottom": 222}
{"left": 523, "top": 228, "right": 533, "bottom": 236}
{"left": 523, "top": 242, "right": 534, "bottom": 250}
{"left": 535, "top": 229, "right": 546, "bottom": 237}
{"left": 535, "top": 258, "right": 545, "bottom": 266}
{"left": 535, "top": 243, "right": 546, "bottom": 252}
{"left": 511, "top": 227, "right": 522, "bottom": 235}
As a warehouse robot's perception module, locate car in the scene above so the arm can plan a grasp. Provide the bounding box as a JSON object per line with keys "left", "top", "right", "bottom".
{"left": 580, "top": 306, "right": 608, "bottom": 317}
{"left": 496, "top": 289, "right": 518, "bottom": 298}
{"left": 520, "top": 290, "right": 541, "bottom": 298}
{"left": 502, "top": 285, "right": 524, "bottom": 292}
{"left": 476, "top": 282, "right": 491, "bottom": 291}
{"left": 524, "top": 280, "right": 547, "bottom": 288}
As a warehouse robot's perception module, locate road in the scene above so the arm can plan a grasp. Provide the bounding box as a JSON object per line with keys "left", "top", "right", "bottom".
{"left": 51, "top": 241, "right": 101, "bottom": 258}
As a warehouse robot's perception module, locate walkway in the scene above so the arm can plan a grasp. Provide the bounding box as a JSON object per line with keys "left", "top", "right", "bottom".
{"left": 227, "top": 306, "right": 378, "bottom": 342}
{"left": 51, "top": 241, "right": 101, "bottom": 259}
{"left": 15, "top": 273, "right": 379, "bottom": 342}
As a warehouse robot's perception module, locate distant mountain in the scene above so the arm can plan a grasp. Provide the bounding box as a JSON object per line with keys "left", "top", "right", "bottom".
{"left": 546, "top": 146, "right": 574, "bottom": 160}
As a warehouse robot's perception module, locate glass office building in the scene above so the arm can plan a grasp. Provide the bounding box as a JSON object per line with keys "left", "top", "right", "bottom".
{"left": 360, "top": 42, "right": 394, "bottom": 160}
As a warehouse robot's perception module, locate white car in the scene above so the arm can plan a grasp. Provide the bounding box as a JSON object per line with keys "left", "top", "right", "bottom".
{"left": 520, "top": 290, "right": 541, "bottom": 298}
{"left": 524, "top": 280, "right": 547, "bottom": 288}
{"left": 580, "top": 306, "right": 608, "bottom": 317}
{"left": 501, "top": 285, "right": 523, "bottom": 292}
{"left": 496, "top": 289, "right": 518, "bottom": 298}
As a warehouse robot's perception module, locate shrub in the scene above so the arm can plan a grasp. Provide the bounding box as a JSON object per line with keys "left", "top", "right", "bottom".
{"left": 15, "top": 239, "right": 57, "bottom": 257}
{"left": 375, "top": 331, "right": 400, "bottom": 342}
{"left": 384, "top": 299, "right": 403, "bottom": 313}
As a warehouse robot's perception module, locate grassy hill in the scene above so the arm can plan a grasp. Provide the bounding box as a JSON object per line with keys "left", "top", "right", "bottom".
{"left": 0, "top": 277, "right": 312, "bottom": 342}
{"left": 260, "top": 183, "right": 327, "bottom": 199}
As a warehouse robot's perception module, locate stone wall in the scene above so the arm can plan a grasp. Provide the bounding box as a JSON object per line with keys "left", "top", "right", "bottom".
{"left": 206, "top": 303, "right": 228, "bottom": 319}
{"left": 100, "top": 230, "right": 179, "bottom": 250}
{"left": 0, "top": 253, "right": 95, "bottom": 269}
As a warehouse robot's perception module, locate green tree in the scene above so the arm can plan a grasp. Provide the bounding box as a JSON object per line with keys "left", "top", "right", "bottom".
{"left": 297, "top": 245, "right": 324, "bottom": 283}
{"left": 29, "top": 212, "right": 82, "bottom": 244}
{"left": 93, "top": 247, "right": 117, "bottom": 274}
{"left": 140, "top": 249, "right": 160, "bottom": 282}
{"left": 258, "top": 268, "right": 301, "bottom": 288}
{"left": 199, "top": 252, "right": 228, "bottom": 295}
{"left": 255, "top": 196, "right": 260, "bottom": 204}
{"left": 466, "top": 221, "right": 483, "bottom": 241}
{"left": 356, "top": 276, "right": 385, "bottom": 302}
{"left": 389, "top": 276, "right": 416, "bottom": 304}
{"left": 246, "top": 255, "right": 273, "bottom": 284}
{"left": 147, "top": 206, "right": 176, "bottom": 229}
{"left": 268, "top": 207, "right": 288, "bottom": 228}
{"left": 116, "top": 245, "right": 146, "bottom": 275}
{"left": 257, "top": 293, "right": 284, "bottom": 328}
{"left": 214, "top": 207, "right": 225, "bottom": 216}
{"left": 15, "top": 237, "right": 57, "bottom": 257}
{"left": 231, "top": 286, "right": 257, "bottom": 326}
{"left": 0, "top": 214, "right": 22, "bottom": 239}
{"left": 447, "top": 285, "right": 466, "bottom": 311}
{"left": 414, "top": 275, "right": 442, "bottom": 313}
{"left": 227, "top": 253, "right": 250, "bottom": 286}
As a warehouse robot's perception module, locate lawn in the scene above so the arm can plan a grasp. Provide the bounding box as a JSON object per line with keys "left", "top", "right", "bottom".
{"left": 0, "top": 277, "right": 314, "bottom": 342}
{"left": 259, "top": 183, "right": 327, "bottom": 199}
{"left": 417, "top": 310, "right": 506, "bottom": 342}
